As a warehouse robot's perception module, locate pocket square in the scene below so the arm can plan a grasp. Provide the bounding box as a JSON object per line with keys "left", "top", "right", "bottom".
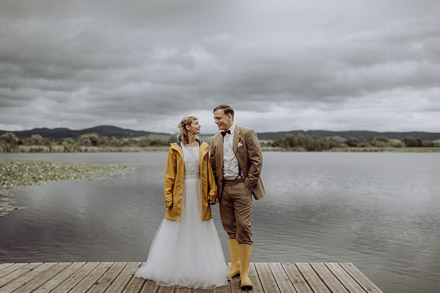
{"left": 238, "top": 142, "right": 243, "bottom": 147}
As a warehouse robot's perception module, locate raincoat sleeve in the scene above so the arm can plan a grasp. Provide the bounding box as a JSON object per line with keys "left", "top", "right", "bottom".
{"left": 209, "top": 142, "right": 216, "bottom": 178}
{"left": 164, "top": 148, "right": 176, "bottom": 208}
{"left": 207, "top": 157, "right": 218, "bottom": 202}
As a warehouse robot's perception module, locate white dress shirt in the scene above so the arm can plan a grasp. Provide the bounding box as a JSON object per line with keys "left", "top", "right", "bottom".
{"left": 223, "top": 123, "right": 241, "bottom": 180}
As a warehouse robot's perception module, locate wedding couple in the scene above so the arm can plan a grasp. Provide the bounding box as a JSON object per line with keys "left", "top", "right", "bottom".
{"left": 135, "top": 104, "right": 265, "bottom": 290}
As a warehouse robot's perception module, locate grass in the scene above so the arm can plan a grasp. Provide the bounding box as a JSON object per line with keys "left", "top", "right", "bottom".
{"left": 0, "top": 160, "right": 133, "bottom": 216}
{"left": 0, "top": 196, "right": 26, "bottom": 216}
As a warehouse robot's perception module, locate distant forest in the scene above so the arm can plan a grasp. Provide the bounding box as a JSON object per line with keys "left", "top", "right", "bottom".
{"left": 2, "top": 125, "right": 440, "bottom": 142}
{"left": 0, "top": 132, "right": 174, "bottom": 153}
{"left": 0, "top": 128, "right": 439, "bottom": 153}
{"left": 267, "top": 134, "right": 439, "bottom": 151}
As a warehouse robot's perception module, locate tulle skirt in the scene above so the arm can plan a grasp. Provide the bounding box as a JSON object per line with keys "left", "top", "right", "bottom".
{"left": 135, "top": 178, "right": 228, "bottom": 288}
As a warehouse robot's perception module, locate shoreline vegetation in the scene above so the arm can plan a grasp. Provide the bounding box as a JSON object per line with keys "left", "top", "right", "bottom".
{"left": 1, "top": 132, "right": 439, "bottom": 214}
{"left": 0, "top": 160, "right": 132, "bottom": 216}
{"left": 0, "top": 132, "right": 439, "bottom": 153}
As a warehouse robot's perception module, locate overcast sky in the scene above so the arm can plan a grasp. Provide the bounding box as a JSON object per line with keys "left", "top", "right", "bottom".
{"left": 1, "top": 0, "right": 439, "bottom": 134}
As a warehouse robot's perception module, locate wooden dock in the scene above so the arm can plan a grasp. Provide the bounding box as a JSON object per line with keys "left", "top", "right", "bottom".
{"left": 0, "top": 262, "right": 383, "bottom": 293}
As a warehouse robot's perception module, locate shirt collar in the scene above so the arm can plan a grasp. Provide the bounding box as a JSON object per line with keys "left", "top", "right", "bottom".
{"left": 227, "top": 123, "right": 236, "bottom": 136}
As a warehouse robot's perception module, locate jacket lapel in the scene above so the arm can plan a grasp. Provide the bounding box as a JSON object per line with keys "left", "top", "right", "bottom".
{"left": 217, "top": 135, "right": 223, "bottom": 175}
{"left": 232, "top": 125, "right": 240, "bottom": 156}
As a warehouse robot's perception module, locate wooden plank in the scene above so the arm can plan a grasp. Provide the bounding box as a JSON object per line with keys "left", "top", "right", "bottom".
{"left": 0, "top": 263, "right": 42, "bottom": 289}
{"left": 213, "top": 282, "right": 229, "bottom": 293}
{"left": 326, "top": 263, "right": 367, "bottom": 293}
{"left": 33, "top": 262, "right": 86, "bottom": 293}
{"left": 230, "top": 275, "right": 241, "bottom": 293}
{"left": 255, "top": 262, "right": 281, "bottom": 293}
{"left": 248, "top": 263, "right": 264, "bottom": 293}
{"left": 0, "top": 263, "right": 28, "bottom": 279}
{"left": 268, "top": 262, "right": 297, "bottom": 293}
{"left": 310, "top": 263, "right": 349, "bottom": 293}
{"left": 87, "top": 262, "right": 127, "bottom": 293}
{"left": 296, "top": 262, "right": 331, "bottom": 293}
{"left": 175, "top": 285, "right": 192, "bottom": 293}
{"left": 282, "top": 263, "right": 313, "bottom": 293}
{"left": 0, "top": 263, "right": 14, "bottom": 272}
{"left": 0, "top": 262, "right": 383, "bottom": 293}
{"left": 69, "top": 262, "right": 113, "bottom": 293}
{"left": 104, "top": 262, "right": 142, "bottom": 293}
{"left": 123, "top": 274, "right": 147, "bottom": 293}
{"left": 340, "top": 263, "right": 383, "bottom": 293}
{"left": 140, "top": 279, "right": 161, "bottom": 293}
{"left": 157, "top": 285, "right": 175, "bottom": 293}
{"left": 0, "top": 263, "right": 54, "bottom": 292}
{"left": 14, "top": 262, "right": 72, "bottom": 293}
{"left": 51, "top": 262, "right": 100, "bottom": 293}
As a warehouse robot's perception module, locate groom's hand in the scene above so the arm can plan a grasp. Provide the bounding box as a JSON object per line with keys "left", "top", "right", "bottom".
{"left": 208, "top": 198, "right": 219, "bottom": 205}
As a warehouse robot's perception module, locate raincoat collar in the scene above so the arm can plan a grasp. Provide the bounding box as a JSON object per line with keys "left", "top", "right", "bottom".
{"left": 176, "top": 137, "right": 203, "bottom": 148}
{"left": 171, "top": 138, "right": 205, "bottom": 158}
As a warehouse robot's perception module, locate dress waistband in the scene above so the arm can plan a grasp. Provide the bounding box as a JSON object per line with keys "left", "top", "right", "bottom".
{"left": 185, "top": 175, "right": 200, "bottom": 179}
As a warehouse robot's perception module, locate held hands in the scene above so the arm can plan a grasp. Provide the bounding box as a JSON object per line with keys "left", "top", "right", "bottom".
{"left": 208, "top": 197, "right": 219, "bottom": 205}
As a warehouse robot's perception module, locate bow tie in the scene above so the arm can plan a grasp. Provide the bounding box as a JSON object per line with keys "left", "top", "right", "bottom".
{"left": 221, "top": 130, "right": 231, "bottom": 136}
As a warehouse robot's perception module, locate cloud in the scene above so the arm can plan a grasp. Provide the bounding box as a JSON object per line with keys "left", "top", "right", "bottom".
{"left": 0, "top": 0, "right": 439, "bottom": 133}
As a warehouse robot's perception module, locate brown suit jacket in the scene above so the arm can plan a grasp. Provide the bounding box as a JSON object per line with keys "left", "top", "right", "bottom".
{"left": 210, "top": 125, "right": 265, "bottom": 200}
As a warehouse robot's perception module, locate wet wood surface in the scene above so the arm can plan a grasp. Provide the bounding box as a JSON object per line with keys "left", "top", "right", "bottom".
{"left": 0, "top": 262, "right": 383, "bottom": 292}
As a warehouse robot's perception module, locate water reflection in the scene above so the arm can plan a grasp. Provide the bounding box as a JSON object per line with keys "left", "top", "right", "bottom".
{"left": 0, "top": 152, "right": 439, "bottom": 292}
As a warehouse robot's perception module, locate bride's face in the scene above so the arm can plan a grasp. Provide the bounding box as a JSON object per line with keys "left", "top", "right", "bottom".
{"left": 187, "top": 119, "right": 201, "bottom": 135}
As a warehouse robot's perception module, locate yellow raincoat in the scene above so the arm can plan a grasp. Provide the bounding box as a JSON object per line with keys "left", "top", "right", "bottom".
{"left": 164, "top": 140, "right": 217, "bottom": 221}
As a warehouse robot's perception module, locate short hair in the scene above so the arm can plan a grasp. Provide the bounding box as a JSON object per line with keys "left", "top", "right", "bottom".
{"left": 213, "top": 104, "right": 234, "bottom": 118}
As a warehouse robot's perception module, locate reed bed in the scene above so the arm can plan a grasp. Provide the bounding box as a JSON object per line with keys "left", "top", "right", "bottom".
{"left": 0, "top": 160, "right": 132, "bottom": 216}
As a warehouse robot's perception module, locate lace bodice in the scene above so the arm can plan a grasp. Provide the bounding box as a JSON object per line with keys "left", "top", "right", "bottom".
{"left": 182, "top": 145, "right": 200, "bottom": 179}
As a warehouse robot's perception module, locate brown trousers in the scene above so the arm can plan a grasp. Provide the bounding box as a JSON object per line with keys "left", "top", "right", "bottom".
{"left": 220, "top": 180, "right": 253, "bottom": 244}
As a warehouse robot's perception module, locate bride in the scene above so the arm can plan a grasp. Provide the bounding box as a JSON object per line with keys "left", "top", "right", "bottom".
{"left": 135, "top": 116, "right": 227, "bottom": 288}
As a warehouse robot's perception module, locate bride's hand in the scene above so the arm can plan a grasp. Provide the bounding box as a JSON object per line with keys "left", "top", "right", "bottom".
{"left": 208, "top": 198, "right": 219, "bottom": 205}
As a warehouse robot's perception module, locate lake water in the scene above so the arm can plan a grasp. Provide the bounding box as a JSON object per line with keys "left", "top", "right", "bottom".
{"left": 0, "top": 152, "right": 439, "bottom": 292}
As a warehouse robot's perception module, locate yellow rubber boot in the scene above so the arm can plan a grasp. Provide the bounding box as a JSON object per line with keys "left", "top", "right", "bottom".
{"left": 227, "top": 239, "right": 241, "bottom": 278}
{"left": 238, "top": 243, "right": 253, "bottom": 289}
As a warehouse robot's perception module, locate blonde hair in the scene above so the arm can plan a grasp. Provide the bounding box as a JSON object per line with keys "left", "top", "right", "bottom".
{"left": 177, "top": 116, "right": 198, "bottom": 144}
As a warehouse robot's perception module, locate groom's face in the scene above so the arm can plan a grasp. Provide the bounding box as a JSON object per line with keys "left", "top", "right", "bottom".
{"left": 214, "top": 109, "right": 233, "bottom": 131}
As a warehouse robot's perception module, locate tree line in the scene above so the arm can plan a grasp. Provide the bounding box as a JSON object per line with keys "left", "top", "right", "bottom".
{"left": 268, "top": 134, "right": 440, "bottom": 151}
{"left": 1, "top": 132, "right": 439, "bottom": 153}
{"left": 0, "top": 133, "right": 176, "bottom": 153}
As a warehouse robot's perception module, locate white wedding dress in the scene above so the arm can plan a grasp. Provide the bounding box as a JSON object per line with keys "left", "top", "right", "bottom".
{"left": 135, "top": 145, "right": 228, "bottom": 288}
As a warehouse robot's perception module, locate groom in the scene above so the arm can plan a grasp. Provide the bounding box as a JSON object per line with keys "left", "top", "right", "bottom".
{"left": 210, "top": 104, "right": 265, "bottom": 290}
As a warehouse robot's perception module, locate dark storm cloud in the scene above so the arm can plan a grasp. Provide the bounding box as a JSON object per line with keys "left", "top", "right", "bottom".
{"left": 0, "top": 0, "right": 439, "bottom": 133}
